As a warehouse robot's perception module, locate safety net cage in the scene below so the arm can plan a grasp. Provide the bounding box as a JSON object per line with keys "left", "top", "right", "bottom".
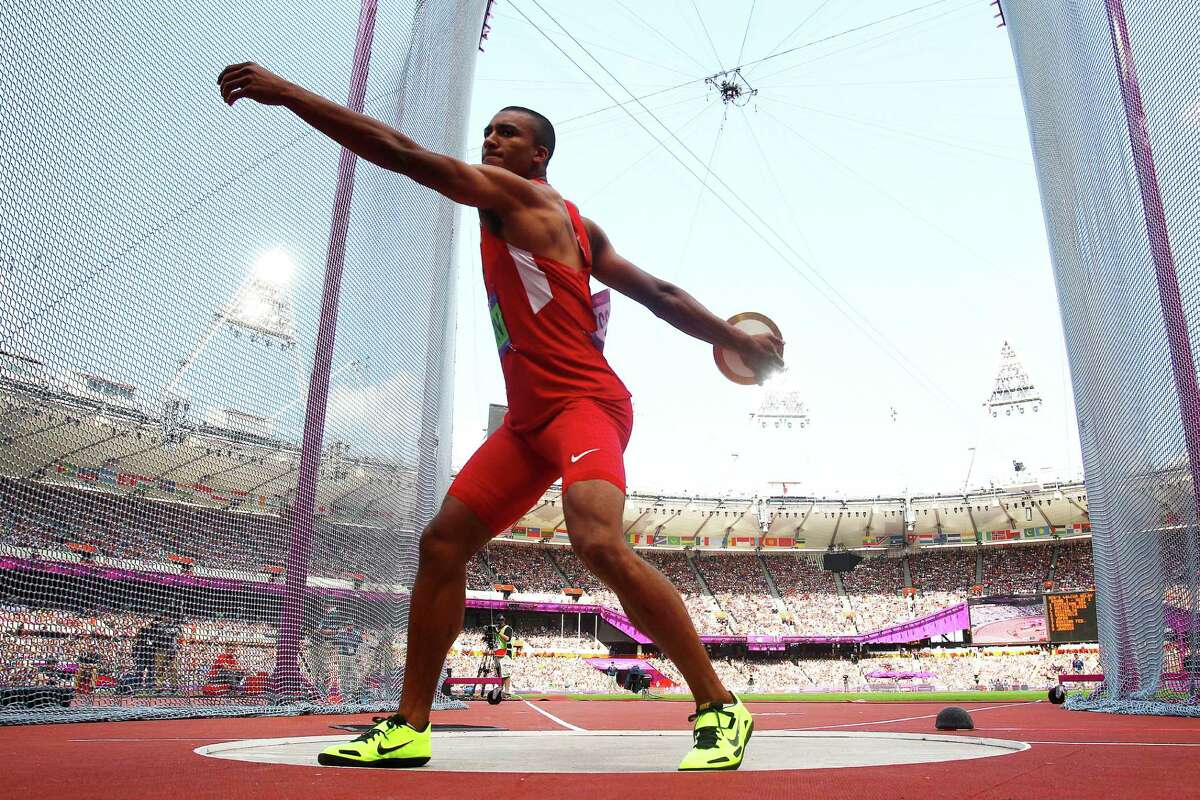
{"left": 1003, "top": 0, "right": 1200, "bottom": 714}
{"left": 0, "top": 0, "right": 485, "bottom": 722}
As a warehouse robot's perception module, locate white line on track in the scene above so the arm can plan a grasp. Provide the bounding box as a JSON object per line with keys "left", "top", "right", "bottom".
{"left": 69, "top": 737, "right": 228, "bottom": 742}
{"left": 1026, "top": 741, "right": 1200, "bottom": 747}
{"left": 520, "top": 698, "right": 587, "bottom": 732}
{"left": 796, "top": 701, "right": 1041, "bottom": 731}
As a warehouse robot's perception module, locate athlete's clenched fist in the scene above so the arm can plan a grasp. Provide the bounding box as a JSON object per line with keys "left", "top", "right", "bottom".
{"left": 217, "top": 62, "right": 292, "bottom": 107}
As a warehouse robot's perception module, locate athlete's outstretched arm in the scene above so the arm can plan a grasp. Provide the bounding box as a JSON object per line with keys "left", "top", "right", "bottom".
{"left": 586, "top": 219, "right": 785, "bottom": 374}
{"left": 216, "top": 63, "right": 534, "bottom": 211}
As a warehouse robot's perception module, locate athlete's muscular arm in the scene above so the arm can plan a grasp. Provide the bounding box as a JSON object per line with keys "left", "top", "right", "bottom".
{"left": 586, "top": 219, "right": 785, "bottom": 373}
{"left": 217, "top": 63, "right": 534, "bottom": 211}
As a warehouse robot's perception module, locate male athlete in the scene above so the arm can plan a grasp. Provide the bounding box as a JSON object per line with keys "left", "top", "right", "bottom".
{"left": 218, "top": 62, "right": 784, "bottom": 771}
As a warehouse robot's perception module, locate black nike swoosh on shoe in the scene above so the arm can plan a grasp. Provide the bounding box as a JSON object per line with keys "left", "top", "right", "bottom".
{"left": 377, "top": 740, "right": 413, "bottom": 755}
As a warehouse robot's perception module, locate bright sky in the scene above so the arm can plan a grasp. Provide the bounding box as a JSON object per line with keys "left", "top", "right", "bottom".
{"left": 449, "top": 0, "right": 1083, "bottom": 499}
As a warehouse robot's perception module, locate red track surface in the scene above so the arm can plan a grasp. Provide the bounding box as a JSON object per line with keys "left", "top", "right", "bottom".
{"left": 3, "top": 699, "right": 1198, "bottom": 799}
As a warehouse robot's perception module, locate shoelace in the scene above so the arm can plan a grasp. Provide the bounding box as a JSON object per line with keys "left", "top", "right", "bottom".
{"left": 687, "top": 705, "right": 735, "bottom": 749}
{"left": 352, "top": 714, "right": 403, "bottom": 743}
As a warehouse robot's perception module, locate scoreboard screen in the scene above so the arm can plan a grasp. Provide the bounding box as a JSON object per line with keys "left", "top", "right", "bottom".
{"left": 1044, "top": 590, "right": 1098, "bottom": 643}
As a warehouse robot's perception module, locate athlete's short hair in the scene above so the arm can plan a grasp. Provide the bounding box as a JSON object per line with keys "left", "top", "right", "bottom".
{"left": 499, "top": 105, "right": 556, "bottom": 163}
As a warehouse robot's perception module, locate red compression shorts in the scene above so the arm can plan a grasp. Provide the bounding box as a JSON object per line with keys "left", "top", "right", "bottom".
{"left": 447, "top": 397, "right": 633, "bottom": 534}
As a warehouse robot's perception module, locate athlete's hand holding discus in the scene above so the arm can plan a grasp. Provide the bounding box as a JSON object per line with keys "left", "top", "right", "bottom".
{"left": 715, "top": 312, "right": 786, "bottom": 385}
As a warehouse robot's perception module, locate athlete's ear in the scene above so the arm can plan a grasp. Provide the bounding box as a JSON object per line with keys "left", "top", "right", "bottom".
{"left": 532, "top": 144, "right": 550, "bottom": 168}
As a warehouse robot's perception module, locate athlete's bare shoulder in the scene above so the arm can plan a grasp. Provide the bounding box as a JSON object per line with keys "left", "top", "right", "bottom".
{"left": 481, "top": 176, "right": 562, "bottom": 229}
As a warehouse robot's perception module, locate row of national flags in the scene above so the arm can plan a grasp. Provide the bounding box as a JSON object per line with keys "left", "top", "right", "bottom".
{"left": 505, "top": 527, "right": 806, "bottom": 548}
{"left": 48, "top": 460, "right": 397, "bottom": 524}
{"left": 52, "top": 461, "right": 280, "bottom": 511}
{"left": 510, "top": 523, "right": 1094, "bottom": 547}
{"left": 858, "top": 525, "right": 1085, "bottom": 547}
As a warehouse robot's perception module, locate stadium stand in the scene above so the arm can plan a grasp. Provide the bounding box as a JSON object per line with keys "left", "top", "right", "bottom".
{"left": 761, "top": 554, "right": 853, "bottom": 635}
{"left": 983, "top": 542, "right": 1052, "bottom": 594}
{"left": 0, "top": 466, "right": 1098, "bottom": 701}
{"left": 693, "top": 553, "right": 783, "bottom": 634}
{"left": 1052, "top": 538, "right": 1094, "bottom": 590}
{"left": 842, "top": 556, "right": 911, "bottom": 633}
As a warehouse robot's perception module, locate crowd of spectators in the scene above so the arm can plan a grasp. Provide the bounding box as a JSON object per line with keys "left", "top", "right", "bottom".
{"left": 0, "top": 601, "right": 278, "bottom": 696}
{"left": 451, "top": 622, "right": 606, "bottom": 658}
{"left": 482, "top": 543, "right": 563, "bottom": 594}
{"left": 442, "top": 651, "right": 616, "bottom": 694}
{"left": 0, "top": 478, "right": 283, "bottom": 572}
{"left": 984, "top": 544, "right": 1051, "bottom": 594}
{"left": 466, "top": 551, "right": 495, "bottom": 590}
{"left": 441, "top": 642, "right": 1103, "bottom": 695}
{"left": 1053, "top": 539, "right": 1094, "bottom": 590}
{"left": 551, "top": 548, "right": 618, "bottom": 606}
{"left": 854, "top": 645, "right": 1100, "bottom": 691}
{"left": 908, "top": 548, "right": 976, "bottom": 597}
{"left": 640, "top": 550, "right": 727, "bottom": 634}
{"left": 0, "top": 477, "right": 1100, "bottom": 650}
{"left": 693, "top": 553, "right": 788, "bottom": 635}
{"left": 0, "top": 478, "right": 417, "bottom": 584}
{"left": 761, "top": 555, "right": 853, "bottom": 635}
{"left": 0, "top": 583, "right": 1109, "bottom": 700}
{"left": 842, "top": 557, "right": 910, "bottom": 633}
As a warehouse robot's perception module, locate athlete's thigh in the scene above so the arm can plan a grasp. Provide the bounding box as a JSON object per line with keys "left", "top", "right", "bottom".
{"left": 529, "top": 398, "right": 633, "bottom": 494}
{"left": 447, "top": 422, "right": 559, "bottom": 535}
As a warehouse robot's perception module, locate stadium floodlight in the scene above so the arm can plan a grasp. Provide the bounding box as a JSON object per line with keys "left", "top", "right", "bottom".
{"left": 252, "top": 248, "right": 296, "bottom": 287}
{"left": 163, "top": 248, "right": 304, "bottom": 402}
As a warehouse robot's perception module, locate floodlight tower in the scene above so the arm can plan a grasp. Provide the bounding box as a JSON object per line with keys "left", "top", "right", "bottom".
{"left": 980, "top": 341, "right": 1048, "bottom": 487}
{"left": 160, "top": 248, "right": 306, "bottom": 430}
{"left": 748, "top": 370, "right": 812, "bottom": 496}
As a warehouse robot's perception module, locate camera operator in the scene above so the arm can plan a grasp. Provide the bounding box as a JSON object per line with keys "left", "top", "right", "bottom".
{"left": 334, "top": 621, "right": 363, "bottom": 703}
{"left": 304, "top": 604, "right": 341, "bottom": 698}
{"left": 495, "top": 615, "right": 513, "bottom": 696}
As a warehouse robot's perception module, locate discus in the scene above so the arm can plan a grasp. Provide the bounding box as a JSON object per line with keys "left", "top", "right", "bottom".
{"left": 713, "top": 311, "right": 783, "bottom": 385}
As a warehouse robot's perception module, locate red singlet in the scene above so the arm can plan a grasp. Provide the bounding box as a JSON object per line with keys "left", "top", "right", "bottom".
{"left": 447, "top": 181, "right": 634, "bottom": 533}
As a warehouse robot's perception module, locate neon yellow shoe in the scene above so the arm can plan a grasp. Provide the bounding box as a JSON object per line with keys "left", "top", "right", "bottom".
{"left": 317, "top": 714, "right": 431, "bottom": 768}
{"left": 677, "top": 694, "right": 753, "bottom": 771}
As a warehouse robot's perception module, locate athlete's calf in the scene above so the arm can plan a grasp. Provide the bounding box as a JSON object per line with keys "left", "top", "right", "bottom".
{"left": 564, "top": 479, "right": 732, "bottom": 708}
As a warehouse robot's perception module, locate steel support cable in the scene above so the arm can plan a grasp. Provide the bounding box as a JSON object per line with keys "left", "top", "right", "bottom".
{"left": 759, "top": 107, "right": 1014, "bottom": 282}
{"left": 555, "top": 0, "right": 967, "bottom": 134}
{"left": 737, "top": 106, "right": 818, "bottom": 266}
{"left": 691, "top": 0, "right": 726, "bottom": 71}
{"left": 735, "top": 0, "right": 759, "bottom": 68}
{"left": 752, "top": 2, "right": 980, "bottom": 84}
{"left": 744, "top": 0, "right": 834, "bottom": 77}
{"left": 613, "top": 0, "right": 712, "bottom": 74}
{"left": 511, "top": 0, "right": 968, "bottom": 420}
{"left": 520, "top": 0, "right": 963, "bottom": 412}
{"left": 561, "top": 91, "right": 710, "bottom": 136}
{"left": 675, "top": 115, "right": 729, "bottom": 270}
{"left": 767, "top": 96, "right": 1033, "bottom": 164}
{"left": 765, "top": 76, "right": 1015, "bottom": 89}
{"left": 758, "top": 103, "right": 1052, "bottom": 438}
{"left": 521, "top": 0, "right": 967, "bottom": 417}
{"left": 557, "top": 79, "right": 700, "bottom": 125}
{"left": 734, "top": 0, "right": 961, "bottom": 75}
{"left": 477, "top": 77, "right": 679, "bottom": 88}
{"left": 578, "top": 103, "right": 717, "bottom": 205}
{"left": 493, "top": 10, "right": 700, "bottom": 79}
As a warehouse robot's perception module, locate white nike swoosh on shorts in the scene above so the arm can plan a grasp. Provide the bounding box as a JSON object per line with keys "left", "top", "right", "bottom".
{"left": 570, "top": 448, "right": 600, "bottom": 463}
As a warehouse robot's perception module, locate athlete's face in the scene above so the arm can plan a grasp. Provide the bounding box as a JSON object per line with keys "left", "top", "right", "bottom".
{"left": 482, "top": 111, "right": 548, "bottom": 177}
